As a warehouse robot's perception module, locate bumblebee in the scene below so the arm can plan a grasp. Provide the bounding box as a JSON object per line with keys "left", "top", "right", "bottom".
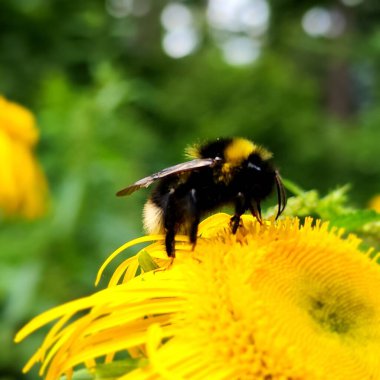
{"left": 117, "top": 137, "right": 286, "bottom": 257}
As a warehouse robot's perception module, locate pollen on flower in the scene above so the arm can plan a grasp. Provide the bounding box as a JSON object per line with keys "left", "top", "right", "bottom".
{"left": 15, "top": 214, "right": 380, "bottom": 380}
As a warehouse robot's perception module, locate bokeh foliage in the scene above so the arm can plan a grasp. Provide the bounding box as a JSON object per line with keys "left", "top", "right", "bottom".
{"left": 1, "top": 0, "right": 380, "bottom": 379}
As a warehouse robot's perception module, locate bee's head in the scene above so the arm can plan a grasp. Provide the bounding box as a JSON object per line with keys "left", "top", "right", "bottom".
{"left": 242, "top": 152, "right": 286, "bottom": 219}
{"left": 241, "top": 152, "right": 275, "bottom": 190}
{"left": 245, "top": 151, "right": 272, "bottom": 172}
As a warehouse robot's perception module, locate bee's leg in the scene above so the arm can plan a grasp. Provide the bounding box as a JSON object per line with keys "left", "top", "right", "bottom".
{"left": 165, "top": 228, "right": 176, "bottom": 258}
{"left": 249, "top": 201, "right": 262, "bottom": 223}
{"left": 231, "top": 192, "right": 246, "bottom": 234}
{"left": 188, "top": 189, "right": 200, "bottom": 248}
{"left": 164, "top": 190, "right": 177, "bottom": 258}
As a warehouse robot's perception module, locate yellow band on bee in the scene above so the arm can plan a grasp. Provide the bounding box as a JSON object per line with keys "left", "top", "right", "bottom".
{"left": 224, "top": 138, "right": 272, "bottom": 164}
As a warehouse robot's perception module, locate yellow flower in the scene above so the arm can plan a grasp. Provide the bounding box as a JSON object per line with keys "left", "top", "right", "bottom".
{"left": 369, "top": 195, "right": 380, "bottom": 213}
{"left": 15, "top": 214, "right": 380, "bottom": 380}
{"left": 0, "top": 96, "right": 48, "bottom": 218}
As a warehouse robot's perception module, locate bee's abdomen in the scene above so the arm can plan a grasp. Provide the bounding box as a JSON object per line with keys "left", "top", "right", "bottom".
{"left": 143, "top": 198, "right": 165, "bottom": 234}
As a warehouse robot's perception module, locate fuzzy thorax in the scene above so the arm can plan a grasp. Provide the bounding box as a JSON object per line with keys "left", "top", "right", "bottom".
{"left": 225, "top": 138, "right": 272, "bottom": 163}
{"left": 186, "top": 137, "right": 272, "bottom": 165}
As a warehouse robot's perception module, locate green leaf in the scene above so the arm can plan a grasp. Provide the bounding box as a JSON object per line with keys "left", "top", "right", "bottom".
{"left": 328, "top": 210, "right": 380, "bottom": 232}
{"left": 65, "top": 359, "right": 140, "bottom": 380}
{"left": 138, "top": 250, "right": 160, "bottom": 272}
{"left": 280, "top": 185, "right": 353, "bottom": 221}
{"left": 281, "top": 178, "right": 306, "bottom": 196}
{"left": 95, "top": 360, "right": 138, "bottom": 379}
{"left": 68, "top": 368, "right": 94, "bottom": 380}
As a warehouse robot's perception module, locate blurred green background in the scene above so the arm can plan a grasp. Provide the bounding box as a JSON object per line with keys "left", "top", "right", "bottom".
{"left": 2, "top": 0, "right": 380, "bottom": 378}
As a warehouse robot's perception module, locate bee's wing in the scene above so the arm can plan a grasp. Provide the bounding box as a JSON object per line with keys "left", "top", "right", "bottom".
{"left": 116, "top": 158, "right": 221, "bottom": 196}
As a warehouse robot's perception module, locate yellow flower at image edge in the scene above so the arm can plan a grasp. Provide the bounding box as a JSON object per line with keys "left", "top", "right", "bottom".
{"left": 369, "top": 194, "right": 380, "bottom": 213}
{"left": 15, "top": 214, "right": 380, "bottom": 380}
{"left": 0, "top": 96, "right": 48, "bottom": 218}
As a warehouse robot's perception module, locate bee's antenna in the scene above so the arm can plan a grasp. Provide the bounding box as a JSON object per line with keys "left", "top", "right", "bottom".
{"left": 275, "top": 171, "right": 287, "bottom": 219}
{"left": 249, "top": 201, "right": 263, "bottom": 224}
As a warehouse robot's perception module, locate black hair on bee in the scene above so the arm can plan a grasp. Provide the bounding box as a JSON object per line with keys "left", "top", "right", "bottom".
{"left": 117, "top": 137, "right": 286, "bottom": 257}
